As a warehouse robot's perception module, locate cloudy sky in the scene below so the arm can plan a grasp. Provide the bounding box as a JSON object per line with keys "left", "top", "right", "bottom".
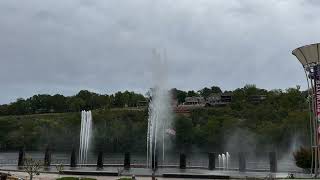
{"left": 0, "top": 0, "right": 319, "bottom": 104}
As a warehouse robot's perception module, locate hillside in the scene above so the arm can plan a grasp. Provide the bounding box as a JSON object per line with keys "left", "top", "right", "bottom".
{"left": 0, "top": 85, "right": 311, "bottom": 155}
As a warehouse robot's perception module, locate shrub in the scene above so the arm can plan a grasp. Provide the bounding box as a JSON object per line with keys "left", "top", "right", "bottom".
{"left": 56, "top": 177, "right": 96, "bottom": 180}
{"left": 293, "top": 146, "right": 312, "bottom": 169}
{"left": 23, "top": 157, "right": 43, "bottom": 180}
{"left": 56, "top": 178, "right": 78, "bottom": 180}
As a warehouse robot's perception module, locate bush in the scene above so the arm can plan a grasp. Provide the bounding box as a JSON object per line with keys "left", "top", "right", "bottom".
{"left": 56, "top": 178, "right": 78, "bottom": 180}
{"left": 56, "top": 177, "right": 96, "bottom": 180}
{"left": 293, "top": 146, "right": 312, "bottom": 169}
{"left": 23, "top": 157, "right": 42, "bottom": 180}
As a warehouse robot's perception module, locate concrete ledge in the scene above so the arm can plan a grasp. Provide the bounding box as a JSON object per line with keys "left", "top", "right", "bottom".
{"left": 163, "top": 173, "right": 230, "bottom": 179}
{"left": 61, "top": 170, "right": 118, "bottom": 176}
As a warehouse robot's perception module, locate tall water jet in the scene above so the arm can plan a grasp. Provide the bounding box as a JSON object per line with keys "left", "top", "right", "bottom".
{"left": 79, "top": 110, "right": 92, "bottom": 165}
{"left": 222, "top": 154, "right": 226, "bottom": 170}
{"left": 226, "top": 152, "right": 230, "bottom": 170}
{"left": 147, "top": 50, "right": 172, "bottom": 169}
{"left": 218, "top": 154, "right": 222, "bottom": 168}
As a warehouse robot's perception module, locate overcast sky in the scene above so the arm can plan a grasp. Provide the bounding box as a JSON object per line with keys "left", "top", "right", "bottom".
{"left": 0, "top": 0, "right": 319, "bottom": 104}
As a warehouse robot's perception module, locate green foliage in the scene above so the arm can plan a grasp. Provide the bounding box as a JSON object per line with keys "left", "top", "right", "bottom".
{"left": 210, "top": 86, "right": 222, "bottom": 94}
{"left": 187, "top": 90, "right": 198, "bottom": 97}
{"left": 0, "top": 85, "right": 311, "bottom": 154}
{"left": 23, "top": 157, "right": 43, "bottom": 180}
{"left": 56, "top": 178, "right": 79, "bottom": 180}
{"left": 56, "top": 177, "right": 96, "bottom": 180}
{"left": 92, "top": 109, "right": 147, "bottom": 152}
{"left": 198, "top": 87, "right": 212, "bottom": 98}
{"left": 171, "top": 88, "right": 187, "bottom": 104}
{"left": 293, "top": 147, "right": 312, "bottom": 169}
{"left": 55, "top": 163, "right": 64, "bottom": 174}
{"left": 174, "top": 116, "right": 194, "bottom": 150}
{"left": 204, "top": 117, "right": 221, "bottom": 148}
{"left": 0, "top": 90, "right": 146, "bottom": 116}
{"left": 113, "top": 91, "right": 145, "bottom": 108}
{"left": 198, "top": 86, "right": 222, "bottom": 98}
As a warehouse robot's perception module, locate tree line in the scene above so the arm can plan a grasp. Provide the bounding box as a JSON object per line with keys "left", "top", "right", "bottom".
{"left": 0, "top": 90, "right": 146, "bottom": 116}
{"left": 173, "top": 85, "right": 309, "bottom": 154}
{"left": 0, "top": 84, "right": 311, "bottom": 157}
{"left": 0, "top": 85, "right": 246, "bottom": 116}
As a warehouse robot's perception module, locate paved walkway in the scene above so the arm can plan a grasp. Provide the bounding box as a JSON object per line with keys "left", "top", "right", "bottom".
{"left": 1, "top": 171, "right": 214, "bottom": 180}
{"left": 0, "top": 169, "right": 313, "bottom": 180}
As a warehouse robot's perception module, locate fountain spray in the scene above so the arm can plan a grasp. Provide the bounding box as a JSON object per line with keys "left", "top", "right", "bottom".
{"left": 146, "top": 50, "right": 172, "bottom": 169}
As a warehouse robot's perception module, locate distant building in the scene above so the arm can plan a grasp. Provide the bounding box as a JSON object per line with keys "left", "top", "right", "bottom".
{"left": 175, "top": 96, "right": 205, "bottom": 110}
{"left": 181, "top": 96, "right": 206, "bottom": 108}
{"left": 206, "top": 93, "right": 232, "bottom": 106}
{"left": 221, "top": 93, "right": 232, "bottom": 103}
{"left": 185, "top": 96, "right": 205, "bottom": 105}
{"left": 176, "top": 93, "right": 234, "bottom": 110}
{"left": 249, "top": 95, "right": 267, "bottom": 103}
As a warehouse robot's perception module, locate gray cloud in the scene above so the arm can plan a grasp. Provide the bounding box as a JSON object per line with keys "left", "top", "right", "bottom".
{"left": 0, "top": 0, "right": 317, "bottom": 103}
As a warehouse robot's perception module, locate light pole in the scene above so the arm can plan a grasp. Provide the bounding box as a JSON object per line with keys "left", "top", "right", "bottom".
{"left": 292, "top": 43, "right": 320, "bottom": 176}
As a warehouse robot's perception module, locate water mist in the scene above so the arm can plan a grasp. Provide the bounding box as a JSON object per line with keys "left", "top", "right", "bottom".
{"left": 79, "top": 110, "right": 92, "bottom": 165}
{"left": 146, "top": 50, "right": 172, "bottom": 169}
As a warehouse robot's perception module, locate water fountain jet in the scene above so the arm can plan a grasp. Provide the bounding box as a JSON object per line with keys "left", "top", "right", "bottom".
{"left": 218, "top": 154, "right": 222, "bottom": 169}
{"left": 79, "top": 110, "right": 92, "bottom": 165}
{"left": 226, "top": 152, "right": 230, "bottom": 170}
{"left": 222, "top": 154, "right": 226, "bottom": 170}
{"left": 146, "top": 50, "right": 172, "bottom": 169}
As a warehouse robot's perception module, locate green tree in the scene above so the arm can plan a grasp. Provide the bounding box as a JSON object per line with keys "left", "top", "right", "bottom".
{"left": 67, "top": 97, "right": 85, "bottom": 112}
{"left": 23, "top": 157, "right": 42, "bottom": 180}
{"left": 50, "top": 94, "right": 67, "bottom": 112}
{"left": 204, "top": 117, "right": 221, "bottom": 149}
{"left": 211, "top": 86, "right": 222, "bottom": 94}
{"left": 187, "top": 90, "right": 198, "bottom": 97}
{"left": 198, "top": 87, "right": 212, "bottom": 98}
{"left": 171, "top": 88, "right": 187, "bottom": 104}
{"left": 174, "top": 116, "right": 194, "bottom": 151}
{"left": 114, "top": 91, "right": 125, "bottom": 107}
